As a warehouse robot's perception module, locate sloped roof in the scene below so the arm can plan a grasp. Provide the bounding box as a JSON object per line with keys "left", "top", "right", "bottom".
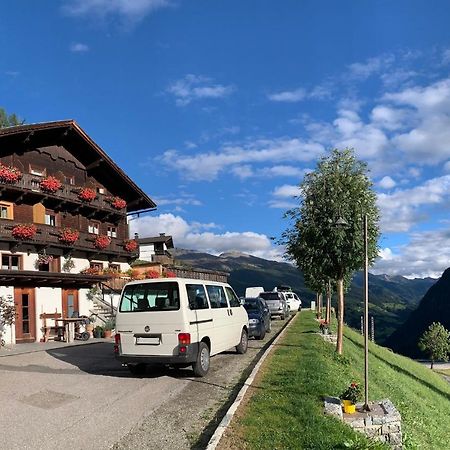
{"left": 138, "top": 234, "right": 174, "bottom": 248}
{"left": 0, "top": 120, "right": 156, "bottom": 212}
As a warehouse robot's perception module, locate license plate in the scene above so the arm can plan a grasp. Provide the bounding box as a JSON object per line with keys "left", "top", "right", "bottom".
{"left": 136, "top": 336, "right": 160, "bottom": 345}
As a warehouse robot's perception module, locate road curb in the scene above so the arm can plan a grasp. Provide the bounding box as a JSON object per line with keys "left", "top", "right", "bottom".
{"left": 206, "top": 313, "right": 299, "bottom": 450}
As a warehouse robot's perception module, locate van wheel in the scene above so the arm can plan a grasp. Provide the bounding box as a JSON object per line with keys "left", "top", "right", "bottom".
{"left": 127, "top": 363, "right": 146, "bottom": 375}
{"left": 236, "top": 329, "right": 248, "bottom": 354}
{"left": 256, "top": 327, "right": 265, "bottom": 341}
{"left": 192, "top": 342, "right": 210, "bottom": 377}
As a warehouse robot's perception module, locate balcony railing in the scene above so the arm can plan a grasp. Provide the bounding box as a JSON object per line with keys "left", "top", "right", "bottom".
{"left": 0, "top": 173, "right": 126, "bottom": 215}
{"left": 0, "top": 219, "right": 138, "bottom": 259}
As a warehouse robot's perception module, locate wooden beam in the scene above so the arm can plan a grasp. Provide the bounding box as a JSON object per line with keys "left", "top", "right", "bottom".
{"left": 85, "top": 159, "right": 104, "bottom": 171}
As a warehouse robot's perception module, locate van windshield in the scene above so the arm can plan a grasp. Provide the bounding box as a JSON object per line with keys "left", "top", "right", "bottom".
{"left": 119, "top": 282, "right": 180, "bottom": 312}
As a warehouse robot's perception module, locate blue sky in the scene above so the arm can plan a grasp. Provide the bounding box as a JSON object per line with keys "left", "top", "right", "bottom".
{"left": 2, "top": 0, "right": 450, "bottom": 278}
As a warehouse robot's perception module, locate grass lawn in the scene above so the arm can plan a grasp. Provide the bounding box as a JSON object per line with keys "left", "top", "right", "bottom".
{"left": 221, "top": 310, "right": 450, "bottom": 449}
{"left": 435, "top": 368, "right": 450, "bottom": 377}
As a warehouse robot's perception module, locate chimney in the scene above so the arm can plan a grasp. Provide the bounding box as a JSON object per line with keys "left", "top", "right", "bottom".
{"left": 160, "top": 233, "right": 165, "bottom": 237}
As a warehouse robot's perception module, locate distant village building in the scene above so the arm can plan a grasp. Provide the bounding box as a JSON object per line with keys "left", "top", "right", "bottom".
{"left": 138, "top": 233, "right": 174, "bottom": 265}
{"left": 0, "top": 120, "right": 156, "bottom": 344}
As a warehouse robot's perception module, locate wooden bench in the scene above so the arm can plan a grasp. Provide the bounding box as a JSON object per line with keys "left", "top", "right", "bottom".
{"left": 40, "top": 312, "right": 62, "bottom": 342}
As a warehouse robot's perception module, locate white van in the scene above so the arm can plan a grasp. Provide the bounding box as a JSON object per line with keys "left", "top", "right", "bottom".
{"left": 245, "top": 286, "right": 265, "bottom": 298}
{"left": 114, "top": 278, "right": 249, "bottom": 377}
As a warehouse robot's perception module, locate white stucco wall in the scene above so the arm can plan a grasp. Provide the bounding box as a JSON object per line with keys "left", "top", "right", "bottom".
{"left": 0, "top": 286, "right": 15, "bottom": 345}
{"left": 139, "top": 244, "right": 155, "bottom": 262}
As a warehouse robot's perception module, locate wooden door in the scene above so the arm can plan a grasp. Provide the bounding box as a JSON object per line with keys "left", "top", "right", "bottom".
{"left": 14, "top": 287, "right": 36, "bottom": 343}
{"left": 62, "top": 289, "right": 79, "bottom": 318}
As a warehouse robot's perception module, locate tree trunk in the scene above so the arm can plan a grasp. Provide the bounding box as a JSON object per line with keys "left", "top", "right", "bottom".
{"left": 431, "top": 360, "right": 434, "bottom": 370}
{"left": 336, "top": 278, "right": 344, "bottom": 354}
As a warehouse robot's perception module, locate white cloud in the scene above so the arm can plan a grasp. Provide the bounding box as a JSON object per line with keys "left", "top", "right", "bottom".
{"left": 372, "top": 229, "right": 450, "bottom": 278}
{"left": 63, "top": 0, "right": 170, "bottom": 23}
{"left": 378, "top": 176, "right": 396, "bottom": 190}
{"left": 272, "top": 184, "right": 300, "bottom": 198}
{"left": 130, "top": 213, "right": 284, "bottom": 260}
{"left": 370, "top": 105, "right": 411, "bottom": 131}
{"left": 70, "top": 42, "right": 90, "bottom": 53}
{"left": 268, "top": 88, "right": 306, "bottom": 102}
{"left": 167, "top": 74, "right": 235, "bottom": 106}
{"left": 159, "top": 138, "right": 324, "bottom": 181}
{"left": 377, "top": 175, "right": 450, "bottom": 232}
{"left": 231, "top": 164, "right": 305, "bottom": 180}
{"left": 348, "top": 55, "right": 395, "bottom": 80}
{"left": 154, "top": 195, "right": 202, "bottom": 207}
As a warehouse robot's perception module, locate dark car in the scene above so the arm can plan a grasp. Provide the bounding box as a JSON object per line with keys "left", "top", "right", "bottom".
{"left": 243, "top": 297, "right": 271, "bottom": 340}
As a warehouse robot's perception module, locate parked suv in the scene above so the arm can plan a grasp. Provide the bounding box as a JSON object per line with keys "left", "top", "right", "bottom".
{"left": 259, "top": 291, "right": 289, "bottom": 320}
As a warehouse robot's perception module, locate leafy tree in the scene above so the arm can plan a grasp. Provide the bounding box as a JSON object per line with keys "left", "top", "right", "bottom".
{"left": 282, "top": 149, "right": 380, "bottom": 354}
{"left": 418, "top": 322, "right": 450, "bottom": 369}
{"left": 0, "top": 107, "right": 24, "bottom": 128}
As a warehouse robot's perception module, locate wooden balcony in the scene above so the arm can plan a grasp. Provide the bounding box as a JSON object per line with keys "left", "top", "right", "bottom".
{"left": 0, "top": 219, "right": 138, "bottom": 262}
{"left": 0, "top": 173, "right": 126, "bottom": 220}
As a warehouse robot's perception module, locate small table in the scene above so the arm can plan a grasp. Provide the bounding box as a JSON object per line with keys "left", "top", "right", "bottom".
{"left": 56, "top": 318, "right": 83, "bottom": 343}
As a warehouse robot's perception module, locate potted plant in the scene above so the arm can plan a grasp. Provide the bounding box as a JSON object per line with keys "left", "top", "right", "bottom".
{"left": 103, "top": 319, "right": 115, "bottom": 338}
{"left": 0, "top": 163, "right": 22, "bottom": 184}
{"left": 12, "top": 223, "right": 37, "bottom": 240}
{"left": 340, "top": 382, "right": 361, "bottom": 414}
{"left": 59, "top": 227, "right": 80, "bottom": 245}
{"left": 39, "top": 176, "right": 62, "bottom": 193}
{"left": 94, "top": 235, "right": 111, "bottom": 250}
{"left": 107, "top": 196, "right": 127, "bottom": 210}
{"left": 77, "top": 187, "right": 97, "bottom": 202}
{"left": 94, "top": 325, "right": 104, "bottom": 338}
{"left": 123, "top": 239, "right": 138, "bottom": 252}
{"left": 319, "top": 319, "right": 329, "bottom": 335}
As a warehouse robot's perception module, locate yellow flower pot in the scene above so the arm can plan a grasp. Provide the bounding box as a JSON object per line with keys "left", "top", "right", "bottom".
{"left": 343, "top": 401, "right": 356, "bottom": 414}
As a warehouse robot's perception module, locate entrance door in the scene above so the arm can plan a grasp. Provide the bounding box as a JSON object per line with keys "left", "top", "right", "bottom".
{"left": 14, "top": 287, "right": 36, "bottom": 343}
{"left": 62, "top": 289, "right": 79, "bottom": 318}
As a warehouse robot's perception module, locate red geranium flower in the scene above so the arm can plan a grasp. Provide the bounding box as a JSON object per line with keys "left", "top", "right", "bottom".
{"left": 0, "top": 163, "right": 22, "bottom": 184}
{"left": 78, "top": 187, "right": 97, "bottom": 202}
{"left": 40, "top": 176, "right": 62, "bottom": 193}
{"left": 123, "top": 239, "right": 138, "bottom": 252}
{"left": 59, "top": 228, "right": 80, "bottom": 245}
{"left": 94, "top": 235, "right": 111, "bottom": 250}
{"left": 12, "top": 223, "right": 37, "bottom": 240}
{"left": 109, "top": 197, "right": 127, "bottom": 210}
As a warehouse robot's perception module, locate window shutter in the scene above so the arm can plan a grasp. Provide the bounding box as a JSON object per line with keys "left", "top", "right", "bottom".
{"left": 33, "top": 203, "right": 46, "bottom": 224}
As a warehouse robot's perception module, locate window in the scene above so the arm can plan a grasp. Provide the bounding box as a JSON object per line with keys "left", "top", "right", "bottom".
{"left": 2, "top": 254, "right": 21, "bottom": 270}
{"left": 186, "top": 284, "right": 209, "bottom": 310}
{"left": 107, "top": 226, "right": 117, "bottom": 238}
{"left": 29, "top": 165, "right": 46, "bottom": 177}
{"left": 88, "top": 222, "right": 99, "bottom": 234}
{"left": 206, "top": 285, "right": 228, "bottom": 309}
{"left": 108, "top": 263, "right": 120, "bottom": 272}
{"left": 119, "top": 282, "right": 180, "bottom": 312}
{"left": 63, "top": 175, "right": 75, "bottom": 185}
{"left": 225, "top": 287, "right": 241, "bottom": 307}
{"left": 97, "top": 187, "right": 105, "bottom": 194}
{"left": 90, "top": 262, "right": 103, "bottom": 271}
{"left": 0, "top": 202, "right": 13, "bottom": 220}
{"left": 45, "top": 212, "right": 57, "bottom": 226}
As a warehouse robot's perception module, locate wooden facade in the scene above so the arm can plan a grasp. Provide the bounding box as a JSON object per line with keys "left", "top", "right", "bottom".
{"left": 0, "top": 120, "right": 156, "bottom": 343}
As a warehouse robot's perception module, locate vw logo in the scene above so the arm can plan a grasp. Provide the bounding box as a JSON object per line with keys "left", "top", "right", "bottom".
{"left": 144, "top": 326, "right": 150, "bottom": 332}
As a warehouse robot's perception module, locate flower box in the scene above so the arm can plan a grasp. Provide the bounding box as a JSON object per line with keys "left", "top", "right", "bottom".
{"left": 59, "top": 228, "right": 80, "bottom": 245}
{"left": 39, "top": 176, "right": 62, "bottom": 193}
{"left": 94, "top": 235, "right": 111, "bottom": 250}
{"left": 0, "top": 163, "right": 22, "bottom": 184}
{"left": 78, "top": 187, "right": 97, "bottom": 202}
{"left": 12, "top": 223, "right": 37, "bottom": 240}
{"left": 123, "top": 239, "right": 138, "bottom": 252}
{"left": 107, "top": 196, "right": 127, "bottom": 210}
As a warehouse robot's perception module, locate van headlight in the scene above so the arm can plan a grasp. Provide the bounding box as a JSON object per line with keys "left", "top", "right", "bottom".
{"left": 249, "top": 319, "right": 260, "bottom": 324}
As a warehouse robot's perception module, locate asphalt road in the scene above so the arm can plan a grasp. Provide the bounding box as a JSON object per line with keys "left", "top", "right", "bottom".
{"left": 0, "top": 317, "right": 290, "bottom": 450}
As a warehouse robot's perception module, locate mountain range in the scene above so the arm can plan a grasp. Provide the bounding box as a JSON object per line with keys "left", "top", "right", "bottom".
{"left": 385, "top": 267, "right": 450, "bottom": 358}
{"left": 173, "top": 249, "right": 436, "bottom": 344}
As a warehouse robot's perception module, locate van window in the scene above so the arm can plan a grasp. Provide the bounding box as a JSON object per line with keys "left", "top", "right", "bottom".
{"left": 119, "top": 282, "right": 180, "bottom": 312}
{"left": 186, "top": 284, "right": 209, "bottom": 310}
{"left": 260, "top": 292, "right": 281, "bottom": 301}
{"left": 206, "top": 285, "right": 228, "bottom": 309}
{"left": 225, "top": 287, "right": 240, "bottom": 307}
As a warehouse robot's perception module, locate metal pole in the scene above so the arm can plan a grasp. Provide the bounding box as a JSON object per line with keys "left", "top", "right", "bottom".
{"left": 371, "top": 316, "right": 375, "bottom": 342}
{"left": 363, "top": 214, "right": 370, "bottom": 411}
